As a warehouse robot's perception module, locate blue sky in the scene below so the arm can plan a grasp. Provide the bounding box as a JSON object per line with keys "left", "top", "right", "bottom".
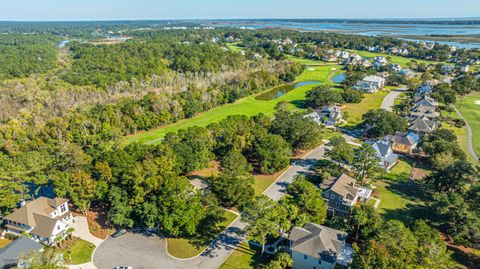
{"left": 0, "top": 0, "right": 478, "bottom": 21}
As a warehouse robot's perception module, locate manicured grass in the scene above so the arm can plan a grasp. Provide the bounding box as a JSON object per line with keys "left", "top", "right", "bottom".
{"left": 166, "top": 210, "right": 238, "bottom": 259}
{"left": 253, "top": 168, "right": 288, "bottom": 195}
{"left": 226, "top": 42, "right": 243, "bottom": 53}
{"left": 374, "top": 180, "right": 428, "bottom": 223}
{"left": 287, "top": 55, "right": 327, "bottom": 65}
{"left": 343, "top": 90, "right": 389, "bottom": 127}
{"left": 123, "top": 65, "right": 340, "bottom": 145}
{"left": 352, "top": 50, "right": 448, "bottom": 67}
{"left": 457, "top": 93, "right": 480, "bottom": 158}
{"left": 441, "top": 109, "right": 477, "bottom": 163}
{"left": 375, "top": 159, "right": 413, "bottom": 182}
{"left": 321, "top": 128, "right": 343, "bottom": 141}
{"left": 295, "top": 64, "right": 341, "bottom": 84}
{"left": 219, "top": 241, "right": 267, "bottom": 269}
{"left": 0, "top": 239, "right": 12, "bottom": 249}
{"left": 62, "top": 239, "right": 95, "bottom": 265}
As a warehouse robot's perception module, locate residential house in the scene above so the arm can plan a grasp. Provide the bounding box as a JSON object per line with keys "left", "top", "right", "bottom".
{"left": 288, "top": 223, "right": 354, "bottom": 269}
{"left": 371, "top": 139, "right": 399, "bottom": 171}
{"left": 385, "top": 131, "right": 421, "bottom": 154}
{"left": 346, "top": 54, "right": 362, "bottom": 65}
{"left": 352, "top": 75, "right": 385, "bottom": 93}
{"left": 304, "top": 106, "right": 343, "bottom": 127}
{"left": 389, "top": 63, "right": 402, "bottom": 72}
{"left": 409, "top": 104, "right": 439, "bottom": 120}
{"left": 324, "top": 54, "right": 338, "bottom": 62}
{"left": 398, "top": 68, "right": 415, "bottom": 79}
{"left": 441, "top": 65, "right": 455, "bottom": 75}
{"left": 0, "top": 236, "right": 43, "bottom": 269}
{"left": 408, "top": 117, "right": 439, "bottom": 136}
{"left": 398, "top": 48, "right": 409, "bottom": 55}
{"left": 373, "top": 56, "right": 388, "bottom": 70}
{"left": 414, "top": 95, "right": 438, "bottom": 108}
{"left": 320, "top": 174, "right": 372, "bottom": 217}
{"left": 416, "top": 84, "right": 434, "bottom": 97}
{"left": 457, "top": 64, "right": 470, "bottom": 73}
{"left": 358, "top": 59, "right": 372, "bottom": 68}
{"left": 3, "top": 197, "right": 73, "bottom": 246}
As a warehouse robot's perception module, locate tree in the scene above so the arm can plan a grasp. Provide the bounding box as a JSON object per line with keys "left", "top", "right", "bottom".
{"left": 362, "top": 109, "right": 407, "bottom": 138}
{"left": 241, "top": 195, "right": 287, "bottom": 254}
{"left": 412, "top": 220, "right": 454, "bottom": 268}
{"left": 220, "top": 149, "right": 252, "bottom": 177}
{"left": 425, "top": 160, "right": 477, "bottom": 193}
{"left": 349, "top": 204, "right": 382, "bottom": 241}
{"left": 270, "top": 106, "right": 323, "bottom": 150}
{"left": 285, "top": 176, "right": 327, "bottom": 225}
{"left": 69, "top": 170, "right": 96, "bottom": 214}
{"left": 353, "top": 144, "right": 379, "bottom": 182}
{"left": 254, "top": 134, "right": 292, "bottom": 174}
{"left": 325, "top": 137, "right": 354, "bottom": 164}
{"left": 432, "top": 83, "right": 456, "bottom": 105}
{"left": 210, "top": 174, "right": 255, "bottom": 208}
{"left": 18, "top": 247, "right": 66, "bottom": 269}
{"left": 265, "top": 252, "right": 293, "bottom": 269}
{"left": 305, "top": 85, "right": 344, "bottom": 108}
{"left": 422, "top": 129, "right": 466, "bottom": 164}
{"left": 0, "top": 178, "right": 25, "bottom": 217}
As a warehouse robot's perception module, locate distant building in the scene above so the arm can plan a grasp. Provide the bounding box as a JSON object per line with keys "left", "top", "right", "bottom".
{"left": 3, "top": 197, "right": 73, "bottom": 246}
{"left": 385, "top": 131, "right": 421, "bottom": 154}
{"left": 320, "top": 174, "right": 372, "bottom": 218}
{"left": 457, "top": 64, "right": 470, "bottom": 73}
{"left": 352, "top": 76, "right": 385, "bottom": 93}
{"left": 324, "top": 54, "right": 338, "bottom": 62}
{"left": 408, "top": 117, "right": 439, "bottom": 136}
{"left": 389, "top": 63, "right": 402, "bottom": 72}
{"left": 304, "top": 106, "right": 343, "bottom": 127}
{"left": 409, "top": 104, "right": 439, "bottom": 121}
{"left": 441, "top": 65, "right": 455, "bottom": 75}
{"left": 288, "top": 223, "right": 354, "bottom": 269}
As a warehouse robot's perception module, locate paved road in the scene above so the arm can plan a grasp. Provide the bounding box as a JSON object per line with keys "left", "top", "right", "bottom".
{"left": 380, "top": 87, "right": 407, "bottom": 112}
{"left": 453, "top": 105, "right": 478, "bottom": 161}
{"left": 93, "top": 145, "right": 325, "bottom": 269}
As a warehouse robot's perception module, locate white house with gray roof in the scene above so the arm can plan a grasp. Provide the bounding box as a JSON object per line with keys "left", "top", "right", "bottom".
{"left": 371, "top": 139, "right": 399, "bottom": 171}
{"left": 288, "top": 223, "right": 353, "bottom": 269}
{"left": 352, "top": 76, "right": 385, "bottom": 93}
{"left": 3, "top": 197, "right": 73, "bottom": 246}
{"left": 0, "top": 236, "right": 43, "bottom": 269}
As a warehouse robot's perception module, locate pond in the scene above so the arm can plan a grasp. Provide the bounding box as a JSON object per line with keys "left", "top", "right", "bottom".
{"left": 255, "top": 81, "right": 321, "bottom": 101}
{"left": 332, "top": 73, "right": 346, "bottom": 83}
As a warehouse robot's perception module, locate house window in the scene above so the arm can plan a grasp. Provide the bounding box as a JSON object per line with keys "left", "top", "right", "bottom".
{"left": 304, "top": 255, "right": 307, "bottom": 260}
{"left": 335, "top": 202, "right": 339, "bottom": 208}
{"left": 338, "top": 196, "right": 342, "bottom": 201}
{"left": 57, "top": 225, "right": 61, "bottom": 230}
{"left": 318, "top": 259, "right": 322, "bottom": 264}
{"left": 330, "top": 194, "right": 334, "bottom": 199}
{"left": 60, "top": 204, "right": 66, "bottom": 213}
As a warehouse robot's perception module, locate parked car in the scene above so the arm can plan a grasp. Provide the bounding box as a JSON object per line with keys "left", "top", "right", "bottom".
{"left": 111, "top": 229, "right": 127, "bottom": 238}
{"left": 113, "top": 266, "right": 132, "bottom": 269}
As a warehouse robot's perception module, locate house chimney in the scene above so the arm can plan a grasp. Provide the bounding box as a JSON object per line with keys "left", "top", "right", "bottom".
{"left": 19, "top": 199, "right": 26, "bottom": 207}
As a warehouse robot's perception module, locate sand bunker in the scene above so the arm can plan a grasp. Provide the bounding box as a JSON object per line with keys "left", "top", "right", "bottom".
{"left": 475, "top": 100, "right": 480, "bottom": 105}
{"left": 307, "top": 68, "right": 314, "bottom": 71}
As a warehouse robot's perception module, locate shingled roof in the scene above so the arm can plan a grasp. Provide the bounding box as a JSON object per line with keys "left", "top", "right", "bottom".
{"left": 289, "top": 223, "right": 347, "bottom": 261}
{"left": 4, "top": 197, "right": 68, "bottom": 227}
{"left": 0, "top": 236, "right": 43, "bottom": 268}
{"left": 326, "top": 174, "right": 358, "bottom": 200}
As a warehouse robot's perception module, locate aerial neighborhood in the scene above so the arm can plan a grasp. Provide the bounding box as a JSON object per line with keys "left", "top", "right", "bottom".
{"left": 1, "top": 13, "right": 480, "bottom": 269}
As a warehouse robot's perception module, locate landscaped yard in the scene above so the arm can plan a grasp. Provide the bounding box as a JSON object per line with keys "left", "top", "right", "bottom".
{"left": 287, "top": 55, "right": 327, "bottom": 65}
{"left": 374, "top": 180, "right": 428, "bottom": 223}
{"left": 343, "top": 90, "right": 389, "bottom": 127}
{"left": 166, "top": 210, "right": 238, "bottom": 259}
{"left": 219, "top": 241, "right": 267, "bottom": 269}
{"left": 375, "top": 159, "right": 413, "bottom": 182}
{"left": 62, "top": 239, "right": 96, "bottom": 265}
{"left": 352, "top": 50, "right": 448, "bottom": 67}
{"left": 253, "top": 168, "right": 287, "bottom": 195}
{"left": 457, "top": 93, "right": 480, "bottom": 158}
{"left": 122, "top": 65, "right": 341, "bottom": 145}
{"left": 441, "top": 109, "right": 477, "bottom": 163}
{"left": 0, "top": 238, "right": 12, "bottom": 249}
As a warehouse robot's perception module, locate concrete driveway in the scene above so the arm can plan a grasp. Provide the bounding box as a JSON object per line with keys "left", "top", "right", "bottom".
{"left": 381, "top": 87, "right": 407, "bottom": 112}
{"left": 93, "top": 145, "right": 326, "bottom": 269}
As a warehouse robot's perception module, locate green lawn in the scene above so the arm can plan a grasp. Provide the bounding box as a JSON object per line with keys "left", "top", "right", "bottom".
{"left": 122, "top": 65, "right": 340, "bottom": 145}
{"left": 226, "top": 42, "right": 243, "bottom": 53}
{"left": 0, "top": 239, "right": 11, "bottom": 249}
{"left": 441, "top": 109, "right": 477, "bottom": 163}
{"left": 287, "top": 55, "right": 328, "bottom": 65}
{"left": 295, "top": 64, "right": 341, "bottom": 84}
{"left": 62, "top": 239, "right": 95, "bottom": 265}
{"left": 374, "top": 180, "right": 428, "bottom": 223}
{"left": 343, "top": 90, "right": 389, "bottom": 127}
{"left": 166, "top": 210, "right": 238, "bottom": 259}
{"left": 375, "top": 159, "right": 413, "bottom": 182}
{"left": 352, "top": 50, "right": 448, "bottom": 67}
{"left": 219, "top": 241, "right": 267, "bottom": 269}
{"left": 457, "top": 93, "right": 480, "bottom": 158}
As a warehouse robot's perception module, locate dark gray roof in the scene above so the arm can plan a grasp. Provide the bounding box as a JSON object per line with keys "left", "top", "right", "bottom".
{"left": 0, "top": 236, "right": 43, "bottom": 268}
{"left": 409, "top": 118, "right": 437, "bottom": 133}
{"left": 289, "top": 223, "right": 347, "bottom": 261}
